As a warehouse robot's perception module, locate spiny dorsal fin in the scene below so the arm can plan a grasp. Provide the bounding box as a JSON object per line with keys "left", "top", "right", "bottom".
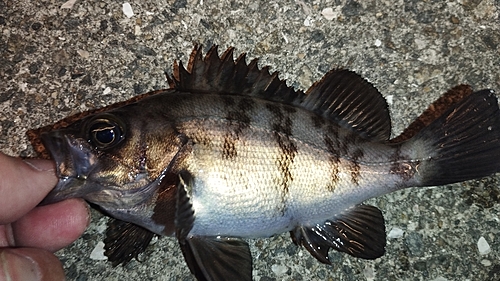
{"left": 167, "top": 45, "right": 301, "bottom": 104}
{"left": 167, "top": 45, "right": 391, "bottom": 141}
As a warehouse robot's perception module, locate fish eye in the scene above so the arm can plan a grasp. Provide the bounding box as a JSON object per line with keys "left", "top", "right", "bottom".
{"left": 87, "top": 115, "right": 125, "bottom": 149}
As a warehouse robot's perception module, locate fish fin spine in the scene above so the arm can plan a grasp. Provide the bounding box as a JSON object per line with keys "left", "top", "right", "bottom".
{"left": 168, "top": 45, "right": 392, "bottom": 141}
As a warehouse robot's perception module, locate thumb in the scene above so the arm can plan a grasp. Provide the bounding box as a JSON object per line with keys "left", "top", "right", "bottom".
{"left": 0, "top": 248, "right": 65, "bottom": 281}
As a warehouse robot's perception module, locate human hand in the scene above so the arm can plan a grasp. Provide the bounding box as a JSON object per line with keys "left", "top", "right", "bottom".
{"left": 0, "top": 152, "right": 90, "bottom": 281}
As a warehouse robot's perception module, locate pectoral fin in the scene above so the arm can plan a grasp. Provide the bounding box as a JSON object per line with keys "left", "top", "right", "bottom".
{"left": 103, "top": 218, "right": 155, "bottom": 266}
{"left": 291, "top": 204, "right": 386, "bottom": 264}
{"left": 175, "top": 171, "right": 253, "bottom": 281}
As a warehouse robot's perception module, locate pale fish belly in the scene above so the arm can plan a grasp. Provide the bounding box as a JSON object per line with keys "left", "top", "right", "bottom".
{"left": 182, "top": 120, "right": 410, "bottom": 238}
{"left": 186, "top": 132, "right": 297, "bottom": 237}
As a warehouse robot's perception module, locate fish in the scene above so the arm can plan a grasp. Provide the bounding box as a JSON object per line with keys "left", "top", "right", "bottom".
{"left": 36, "top": 45, "right": 500, "bottom": 281}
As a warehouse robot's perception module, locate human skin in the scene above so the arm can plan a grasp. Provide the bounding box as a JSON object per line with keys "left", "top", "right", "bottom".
{"left": 0, "top": 153, "right": 90, "bottom": 281}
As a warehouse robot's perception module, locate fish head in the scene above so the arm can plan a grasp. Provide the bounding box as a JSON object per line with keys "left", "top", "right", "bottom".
{"left": 39, "top": 108, "right": 185, "bottom": 211}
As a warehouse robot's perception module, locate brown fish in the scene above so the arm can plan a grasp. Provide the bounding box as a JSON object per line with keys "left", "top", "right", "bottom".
{"left": 36, "top": 46, "right": 500, "bottom": 280}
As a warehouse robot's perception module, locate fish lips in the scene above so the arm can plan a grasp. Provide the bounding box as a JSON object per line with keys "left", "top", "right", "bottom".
{"left": 39, "top": 130, "right": 98, "bottom": 205}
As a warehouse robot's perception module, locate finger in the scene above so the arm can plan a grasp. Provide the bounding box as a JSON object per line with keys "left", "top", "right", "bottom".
{"left": 0, "top": 153, "right": 58, "bottom": 224}
{"left": 0, "top": 247, "right": 65, "bottom": 281}
{"left": 10, "top": 199, "right": 90, "bottom": 252}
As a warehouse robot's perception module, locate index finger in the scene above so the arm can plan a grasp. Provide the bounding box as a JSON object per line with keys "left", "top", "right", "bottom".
{"left": 0, "top": 153, "right": 58, "bottom": 224}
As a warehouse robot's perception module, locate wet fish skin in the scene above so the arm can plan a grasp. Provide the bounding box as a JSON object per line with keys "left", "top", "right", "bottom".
{"left": 43, "top": 90, "right": 408, "bottom": 236}
{"left": 164, "top": 92, "right": 413, "bottom": 237}
{"left": 37, "top": 46, "right": 500, "bottom": 280}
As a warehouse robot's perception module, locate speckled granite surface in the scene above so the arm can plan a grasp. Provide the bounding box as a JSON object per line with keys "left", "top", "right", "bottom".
{"left": 1, "top": 0, "right": 500, "bottom": 280}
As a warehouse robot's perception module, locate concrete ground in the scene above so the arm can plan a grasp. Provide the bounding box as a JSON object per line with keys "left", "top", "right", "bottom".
{"left": 1, "top": 0, "right": 500, "bottom": 280}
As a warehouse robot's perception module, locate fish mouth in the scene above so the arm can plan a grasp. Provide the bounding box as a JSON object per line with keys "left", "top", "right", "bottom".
{"left": 39, "top": 130, "right": 98, "bottom": 205}
{"left": 39, "top": 130, "right": 161, "bottom": 209}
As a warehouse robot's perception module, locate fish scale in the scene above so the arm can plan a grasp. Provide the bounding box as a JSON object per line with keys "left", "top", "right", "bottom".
{"left": 169, "top": 93, "right": 402, "bottom": 236}
{"left": 35, "top": 45, "right": 500, "bottom": 280}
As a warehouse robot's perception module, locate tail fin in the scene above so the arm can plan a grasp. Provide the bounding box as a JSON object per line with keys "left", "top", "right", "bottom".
{"left": 414, "top": 89, "right": 500, "bottom": 186}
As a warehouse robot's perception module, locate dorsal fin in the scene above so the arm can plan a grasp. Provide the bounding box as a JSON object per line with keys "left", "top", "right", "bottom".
{"left": 303, "top": 69, "right": 392, "bottom": 141}
{"left": 167, "top": 45, "right": 302, "bottom": 104}
{"left": 167, "top": 45, "right": 391, "bottom": 141}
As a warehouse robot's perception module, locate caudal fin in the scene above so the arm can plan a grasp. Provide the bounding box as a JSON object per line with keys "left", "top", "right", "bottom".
{"left": 414, "top": 89, "right": 500, "bottom": 186}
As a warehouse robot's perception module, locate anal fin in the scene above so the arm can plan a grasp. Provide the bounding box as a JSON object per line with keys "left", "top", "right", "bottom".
{"left": 103, "top": 218, "right": 155, "bottom": 266}
{"left": 175, "top": 171, "right": 252, "bottom": 281}
{"left": 291, "top": 205, "right": 386, "bottom": 264}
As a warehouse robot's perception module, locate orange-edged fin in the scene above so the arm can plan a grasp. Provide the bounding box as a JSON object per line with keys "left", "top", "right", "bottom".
{"left": 175, "top": 171, "right": 252, "bottom": 281}
{"left": 412, "top": 89, "right": 500, "bottom": 186}
{"left": 391, "top": 84, "right": 474, "bottom": 143}
{"left": 291, "top": 205, "right": 386, "bottom": 263}
{"left": 103, "top": 218, "right": 156, "bottom": 266}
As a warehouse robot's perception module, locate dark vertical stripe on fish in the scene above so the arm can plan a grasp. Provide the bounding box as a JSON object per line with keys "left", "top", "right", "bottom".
{"left": 221, "top": 97, "right": 254, "bottom": 159}
{"left": 337, "top": 131, "right": 364, "bottom": 185}
{"left": 310, "top": 114, "right": 326, "bottom": 128}
{"left": 266, "top": 104, "right": 297, "bottom": 214}
{"left": 340, "top": 131, "right": 358, "bottom": 155}
{"left": 349, "top": 149, "right": 364, "bottom": 185}
{"left": 324, "top": 127, "right": 341, "bottom": 192}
